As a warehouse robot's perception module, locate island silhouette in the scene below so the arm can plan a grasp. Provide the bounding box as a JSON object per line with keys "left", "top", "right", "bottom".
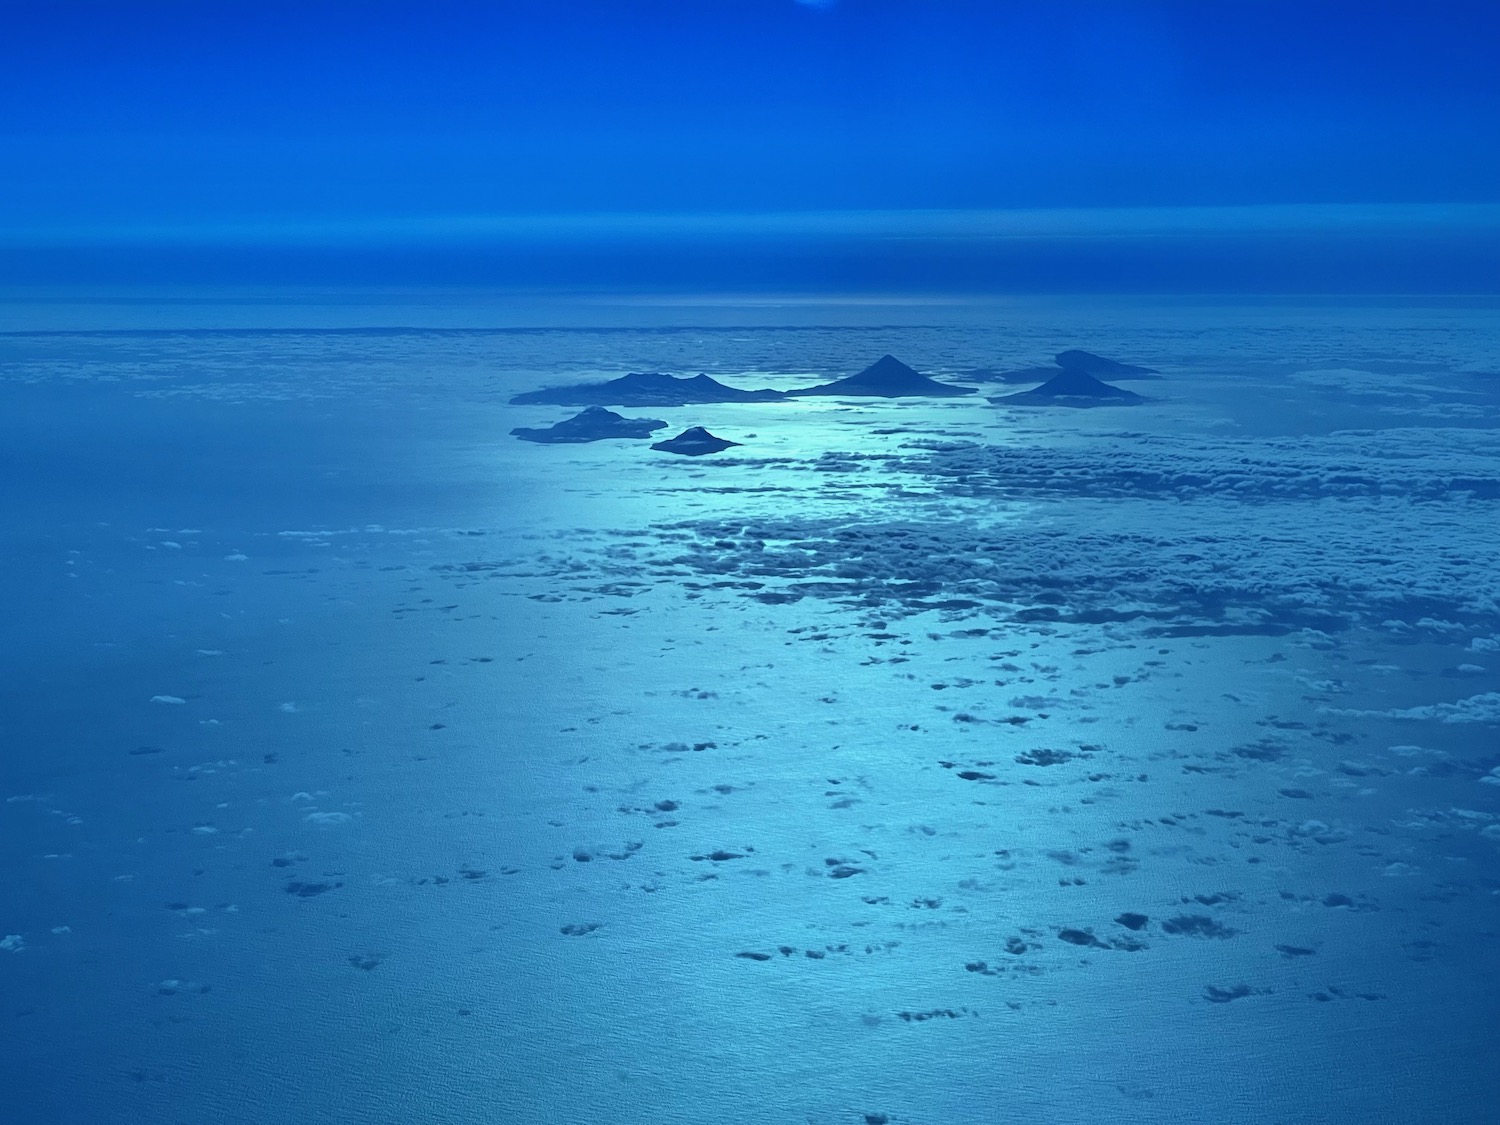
{"left": 511, "top": 406, "right": 669, "bottom": 443}
{"left": 510, "top": 372, "right": 785, "bottom": 406}
{"left": 790, "top": 354, "right": 976, "bottom": 398}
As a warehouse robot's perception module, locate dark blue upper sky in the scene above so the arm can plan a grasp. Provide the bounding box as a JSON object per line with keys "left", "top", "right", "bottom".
{"left": 3, "top": 0, "right": 1499, "bottom": 289}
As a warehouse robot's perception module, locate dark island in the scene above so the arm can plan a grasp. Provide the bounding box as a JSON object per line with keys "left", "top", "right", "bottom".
{"left": 650, "top": 426, "right": 742, "bottom": 456}
{"left": 510, "top": 372, "right": 785, "bottom": 407}
{"left": 789, "top": 354, "right": 976, "bottom": 398}
{"left": 510, "top": 406, "right": 669, "bottom": 444}
{"left": 989, "top": 369, "right": 1145, "bottom": 407}
{"left": 986, "top": 350, "right": 1162, "bottom": 384}
{"left": 1055, "top": 349, "right": 1160, "bottom": 379}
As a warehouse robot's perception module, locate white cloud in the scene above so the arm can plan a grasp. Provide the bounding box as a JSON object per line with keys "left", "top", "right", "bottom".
{"left": 1326, "top": 693, "right": 1500, "bottom": 725}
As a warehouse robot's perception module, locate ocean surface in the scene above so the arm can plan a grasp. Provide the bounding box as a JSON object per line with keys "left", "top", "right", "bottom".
{"left": 1, "top": 291, "right": 1498, "bottom": 1124}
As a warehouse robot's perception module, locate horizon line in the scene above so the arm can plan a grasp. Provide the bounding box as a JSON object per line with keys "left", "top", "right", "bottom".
{"left": 6, "top": 202, "right": 1500, "bottom": 248}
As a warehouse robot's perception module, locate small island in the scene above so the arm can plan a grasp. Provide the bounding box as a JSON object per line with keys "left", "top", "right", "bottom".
{"left": 510, "top": 372, "right": 785, "bottom": 406}
{"left": 988, "top": 349, "right": 1162, "bottom": 384}
{"left": 989, "top": 368, "right": 1145, "bottom": 407}
{"left": 510, "top": 406, "right": 669, "bottom": 444}
{"left": 650, "top": 426, "right": 743, "bottom": 456}
{"left": 789, "top": 354, "right": 976, "bottom": 398}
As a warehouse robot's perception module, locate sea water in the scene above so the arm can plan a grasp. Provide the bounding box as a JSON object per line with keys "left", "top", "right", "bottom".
{"left": 1, "top": 290, "right": 1498, "bottom": 1124}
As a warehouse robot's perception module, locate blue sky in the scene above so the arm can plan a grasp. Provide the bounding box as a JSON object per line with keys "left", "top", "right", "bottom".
{"left": 3, "top": 0, "right": 1498, "bottom": 290}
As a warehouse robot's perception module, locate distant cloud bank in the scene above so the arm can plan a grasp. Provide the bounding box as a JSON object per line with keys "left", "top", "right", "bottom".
{"left": 3, "top": 205, "right": 1497, "bottom": 293}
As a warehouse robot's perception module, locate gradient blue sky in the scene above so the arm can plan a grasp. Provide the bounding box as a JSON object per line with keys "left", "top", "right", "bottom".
{"left": 3, "top": 0, "right": 1499, "bottom": 290}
